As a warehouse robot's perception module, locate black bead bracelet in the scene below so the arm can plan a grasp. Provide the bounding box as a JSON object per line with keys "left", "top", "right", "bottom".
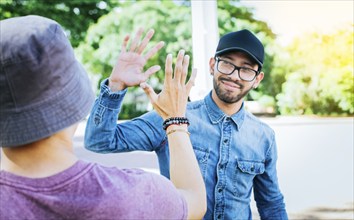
{"left": 163, "top": 117, "right": 190, "bottom": 130}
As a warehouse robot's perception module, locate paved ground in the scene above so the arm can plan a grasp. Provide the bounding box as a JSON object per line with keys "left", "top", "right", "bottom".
{"left": 74, "top": 117, "right": 354, "bottom": 219}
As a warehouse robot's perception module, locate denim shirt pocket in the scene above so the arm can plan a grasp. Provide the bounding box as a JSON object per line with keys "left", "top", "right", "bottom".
{"left": 232, "top": 160, "right": 265, "bottom": 198}
{"left": 193, "top": 146, "right": 210, "bottom": 182}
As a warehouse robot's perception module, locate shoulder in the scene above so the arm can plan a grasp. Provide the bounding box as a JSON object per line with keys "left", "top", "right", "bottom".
{"left": 244, "top": 111, "right": 275, "bottom": 136}
{"left": 90, "top": 164, "right": 186, "bottom": 200}
{"left": 102, "top": 167, "right": 187, "bottom": 218}
{"left": 78, "top": 164, "right": 187, "bottom": 219}
{"left": 242, "top": 111, "right": 276, "bottom": 151}
{"left": 91, "top": 164, "right": 182, "bottom": 199}
{"left": 241, "top": 112, "right": 279, "bottom": 160}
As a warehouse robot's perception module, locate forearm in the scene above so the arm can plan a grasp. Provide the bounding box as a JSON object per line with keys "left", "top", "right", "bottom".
{"left": 167, "top": 125, "right": 207, "bottom": 219}
{"left": 255, "top": 137, "right": 288, "bottom": 220}
{"left": 84, "top": 80, "right": 165, "bottom": 153}
{"left": 84, "top": 79, "right": 126, "bottom": 152}
{"left": 140, "top": 50, "right": 203, "bottom": 218}
{"left": 257, "top": 196, "right": 288, "bottom": 220}
{"left": 84, "top": 100, "right": 119, "bottom": 152}
{"left": 255, "top": 178, "right": 288, "bottom": 220}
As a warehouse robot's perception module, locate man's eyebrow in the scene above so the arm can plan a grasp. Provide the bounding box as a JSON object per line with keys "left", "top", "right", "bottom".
{"left": 242, "top": 61, "right": 255, "bottom": 67}
{"left": 221, "top": 55, "right": 233, "bottom": 61}
{"left": 221, "top": 55, "right": 255, "bottom": 67}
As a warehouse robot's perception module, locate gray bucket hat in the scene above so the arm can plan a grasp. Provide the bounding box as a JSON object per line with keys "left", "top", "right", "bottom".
{"left": 0, "top": 15, "right": 95, "bottom": 147}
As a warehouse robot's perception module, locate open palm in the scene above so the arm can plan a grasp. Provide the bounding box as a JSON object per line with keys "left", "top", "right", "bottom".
{"left": 141, "top": 50, "right": 197, "bottom": 120}
{"left": 109, "top": 28, "right": 164, "bottom": 91}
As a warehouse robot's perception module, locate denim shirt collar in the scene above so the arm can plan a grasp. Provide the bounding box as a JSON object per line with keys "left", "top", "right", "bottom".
{"left": 204, "top": 91, "right": 245, "bottom": 131}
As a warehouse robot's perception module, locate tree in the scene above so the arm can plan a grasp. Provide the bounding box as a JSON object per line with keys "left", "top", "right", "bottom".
{"left": 76, "top": 1, "right": 193, "bottom": 118}
{"left": 77, "top": 0, "right": 278, "bottom": 118}
{"left": 0, "top": 0, "right": 119, "bottom": 47}
{"left": 277, "top": 24, "right": 354, "bottom": 115}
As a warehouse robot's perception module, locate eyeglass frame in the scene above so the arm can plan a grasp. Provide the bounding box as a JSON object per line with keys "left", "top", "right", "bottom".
{"left": 214, "top": 57, "right": 260, "bottom": 82}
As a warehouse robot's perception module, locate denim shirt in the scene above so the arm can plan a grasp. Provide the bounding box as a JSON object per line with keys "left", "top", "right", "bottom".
{"left": 85, "top": 79, "right": 288, "bottom": 220}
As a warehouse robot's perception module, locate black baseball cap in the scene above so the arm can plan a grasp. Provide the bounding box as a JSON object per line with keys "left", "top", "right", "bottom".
{"left": 215, "top": 29, "right": 264, "bottom": 69}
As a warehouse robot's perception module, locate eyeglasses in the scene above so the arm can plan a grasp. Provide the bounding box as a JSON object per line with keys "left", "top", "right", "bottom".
{"left": 215, "top": 57, "right": 260, "bottom": 82}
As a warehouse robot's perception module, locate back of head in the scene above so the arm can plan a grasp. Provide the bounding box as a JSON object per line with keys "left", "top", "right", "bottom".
{"left": 0, "top": 15, "right": 95, "bottom": 147}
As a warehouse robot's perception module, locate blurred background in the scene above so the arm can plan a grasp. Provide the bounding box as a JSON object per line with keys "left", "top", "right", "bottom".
{"left": 1, "top": 0, "right": 353, "bottom": 219}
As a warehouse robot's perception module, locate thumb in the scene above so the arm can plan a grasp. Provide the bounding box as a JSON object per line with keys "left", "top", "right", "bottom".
{"left": 186, "top": 68, "right": 197, "bottom": 95}
{"left": 140, "top": 82, "right": 157, "bottom": 103}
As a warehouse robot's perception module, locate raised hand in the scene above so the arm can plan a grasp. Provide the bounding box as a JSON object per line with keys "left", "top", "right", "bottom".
{"left": 108, "top": 28, "right": 165, "bottom": 92}
{"left": 140, "top": 50, "right": 197, "bottom": 120}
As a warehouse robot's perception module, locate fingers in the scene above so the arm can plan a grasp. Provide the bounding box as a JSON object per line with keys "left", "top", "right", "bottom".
{"left": 186, "top": 68, "right": 197, "bottom": 95}
{"left": 165, "top": 50, "right": 190, "bottom": 86}
{"left": 164, "top": 54, "right": 173, "bottom": 86}
{"left": 121, "top": 35, "right": 130, "bottom": 52}
{"left": 137, "top": 29, "right": 154, "bottom": 54}
{"left": 122, "top": 28, "right": 164, "bottom": 61}
{"left": 144, "top": 41, "right": 165, "bottom": 60}
{"left": 130, "top": 28, "right": 144, "bottom": 52}
{"left": 181, "top": 54, "right": 190, "bottom": 85}
{"left": 173, "top": 50, "right": 185, "bottom": 83}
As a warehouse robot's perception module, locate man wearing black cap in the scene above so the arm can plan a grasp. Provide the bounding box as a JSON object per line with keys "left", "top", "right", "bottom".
{"left": 85, "top": 29, "right": 288, "bottom": 219}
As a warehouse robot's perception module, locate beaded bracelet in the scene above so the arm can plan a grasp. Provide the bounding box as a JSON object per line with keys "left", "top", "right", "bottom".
{"left": 163, "top": 117, "right": 190, "bottom": 130}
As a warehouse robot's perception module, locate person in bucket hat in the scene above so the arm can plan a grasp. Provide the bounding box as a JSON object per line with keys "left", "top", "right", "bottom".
{"left": 0, "top": 15, "right": 206, "bottom": 219}
{"left": 85, "top": 29, "right": 288, "bottom": 219}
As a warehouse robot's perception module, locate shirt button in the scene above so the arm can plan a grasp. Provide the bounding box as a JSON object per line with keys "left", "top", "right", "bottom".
{"left": 219, "top": 164, "right": 224, "bottom": 169}
{"left": 251, "top": 166, "right": 255, "bottom": 172}
{"left": 223, "top": 139, "right": 228, "bottom": 144}
{"left": 217, "top": 214, "right": 222, "bottom": 219}
{"left": 225, "top": 117, "right": 230, "bottom": 121}
{"left": 218, "top": 188, "right": 223, "bottom": 193}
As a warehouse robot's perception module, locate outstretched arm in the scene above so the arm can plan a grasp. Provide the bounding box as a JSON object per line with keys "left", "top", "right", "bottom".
{"left": 141, "top": 50, "right": 207, "bottom": 219}
{"left": 84, "top": 28, "right": 165, "bottom": 153}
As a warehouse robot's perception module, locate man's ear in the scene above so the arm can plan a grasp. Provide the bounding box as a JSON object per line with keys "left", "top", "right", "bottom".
{"left": 209, "top": 57, "right": 215, "bottom": 75}
{"left": 253, "top": 72, "right": 264, "bottom": 88}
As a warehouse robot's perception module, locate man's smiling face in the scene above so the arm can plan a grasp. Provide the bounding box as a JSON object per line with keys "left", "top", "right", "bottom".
{"left": 210, "top": 51, "right": 263, "bottom": 104}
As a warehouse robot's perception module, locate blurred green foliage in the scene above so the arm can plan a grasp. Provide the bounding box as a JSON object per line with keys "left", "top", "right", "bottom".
{"left": 75, "top": 1, "right": 194, "bottom": 116}
{"left": 0, "top": 0, "right": 120, "bottom": 47}
{"left": 76, "top": 1, "right": 192, "bottom": 88}
{"left": 2, "top": 0, "right": 352, "bottom": 117}
{"left": 277, "top": 24, "right": 354, "bottom": 115}
{"left": 75, "top": 0, "right": 278, "bottom": 118}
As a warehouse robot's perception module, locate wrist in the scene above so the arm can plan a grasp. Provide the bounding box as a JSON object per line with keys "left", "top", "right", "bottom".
{"left": 108, "top": 78, "right": 126, "bottom": 92}
{"left": 166, "top": 124, "right": 190, "bottom": 136}
{"left": 163, "top": 117, "right": 190, "bottom": 130}
{"left": 166, "top": 124, "right": 188, "bottom": 131}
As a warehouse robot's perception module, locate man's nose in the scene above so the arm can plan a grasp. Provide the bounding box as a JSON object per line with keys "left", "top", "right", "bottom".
{"left": 229, "top": 68, "right": 241, "bottom": 81}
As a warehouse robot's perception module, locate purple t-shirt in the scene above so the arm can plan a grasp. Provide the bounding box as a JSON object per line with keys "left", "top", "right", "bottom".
{"left": 0, "top": 160, "right": 187, "bottom": 219}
